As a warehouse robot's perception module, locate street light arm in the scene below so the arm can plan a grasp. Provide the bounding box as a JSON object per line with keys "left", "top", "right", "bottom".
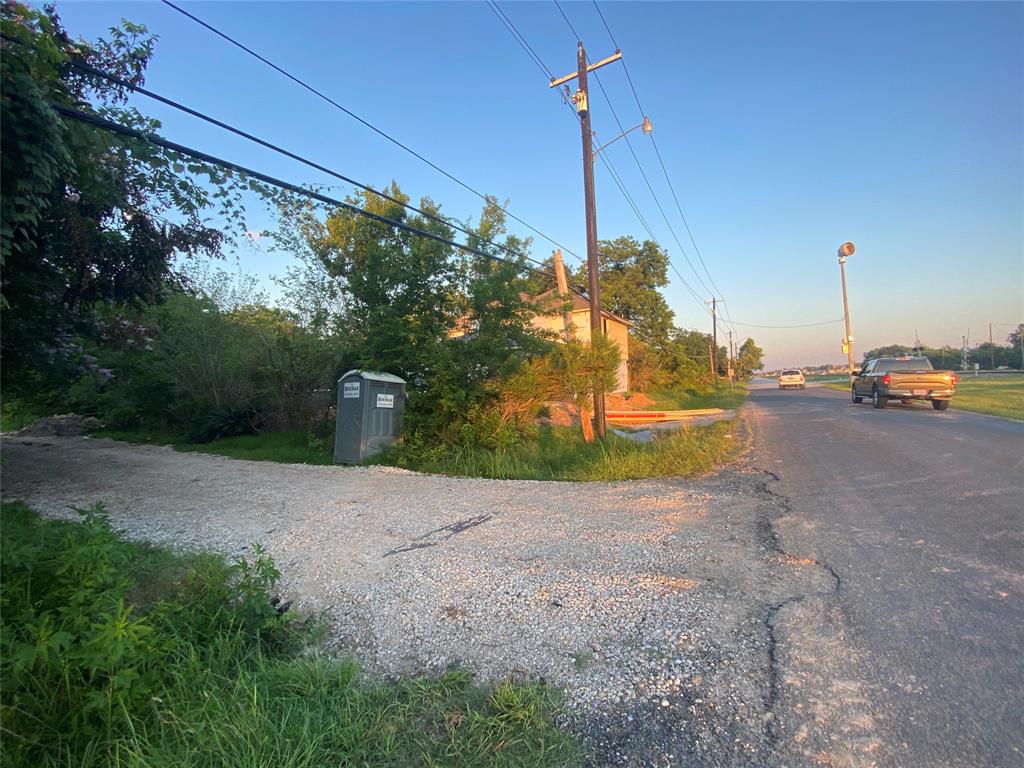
{"left": 592, "top": 116, "right": 653, "bottom": 158}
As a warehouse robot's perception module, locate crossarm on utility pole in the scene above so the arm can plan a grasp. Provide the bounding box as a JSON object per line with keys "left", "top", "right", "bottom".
{"left": 549, "top": 51, "right": 622, "bottom": 89}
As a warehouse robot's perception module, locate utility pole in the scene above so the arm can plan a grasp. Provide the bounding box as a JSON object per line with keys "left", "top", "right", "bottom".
{"left": 837, "top": 242, "right": 856, "bottom": 383}
{"left": 962, "top": 335, "right": 968, "bottom": 371}
{"left": 727, "top": 329, "right": 735, "bottom": 390}
{"left": 989, "top": 323, "right": 995, "bottom": 370}
{"left": 706, "top": 298, "right": 723, "bottom": 380}
{"left": 552, "top": 250, "right": 574, "bottom": 342}
{"left": 550, "top": 43, "right": 622, "bottom": 440}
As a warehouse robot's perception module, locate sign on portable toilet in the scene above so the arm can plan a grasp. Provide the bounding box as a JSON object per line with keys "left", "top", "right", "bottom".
{"left": 333, "top": 370, "right": 407, "bottom": 464}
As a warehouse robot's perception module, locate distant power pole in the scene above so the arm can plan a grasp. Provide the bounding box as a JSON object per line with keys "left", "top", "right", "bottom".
{"left": 989, "top": 323, "right": 995, "bottom": 370}
{"left": 727, "top": 329, "right": 735, "bottom": 390}
{"left": 706, "top": 298, "right": 723, "bottom": 377}
{"left": 550, "top": 43, "right": 622, "bottom": 440}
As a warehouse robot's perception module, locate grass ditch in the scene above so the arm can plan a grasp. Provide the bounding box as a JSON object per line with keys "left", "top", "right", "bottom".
{"left": 376, "top": 419, "right": 744, "bottom": 481}
{"left": 822, "top": 376, "right": 1024, "bottom": 420}
{"left": 89, "top": 387, "right": 749, "bottom": 480}
{"left": 0, "top": 501, "right": 581, "bottom": 768}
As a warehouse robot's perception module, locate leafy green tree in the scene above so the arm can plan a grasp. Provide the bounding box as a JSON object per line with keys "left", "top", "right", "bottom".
{"left": 572, "top": 236, "right": 674, "bottom": 345}
{"left": 734, "top": 338, "right": 764, "bottom": 379}
{"left": 550, "top": 334, "right": 621, "bottom": 442}
{"left": 1, "top": 4, "right": 254, "bottom": 392}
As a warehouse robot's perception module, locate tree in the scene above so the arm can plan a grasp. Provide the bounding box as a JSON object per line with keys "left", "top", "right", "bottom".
{"left": 734, "top": 338, "right": 764, "bottom": 379}
{"left": 0, "top": 4, "right": 250, "bottom": 390}
{"left": 572, "top": 236, "right": 674, "bottom": 345}
{"left": 550, "top": 335, "right": 621, "bottom": 443}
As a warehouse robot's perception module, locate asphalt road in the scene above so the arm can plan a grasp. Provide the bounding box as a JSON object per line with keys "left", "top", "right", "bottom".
{"left": 748, "top": 381, "right": 1024, "bottom": 767}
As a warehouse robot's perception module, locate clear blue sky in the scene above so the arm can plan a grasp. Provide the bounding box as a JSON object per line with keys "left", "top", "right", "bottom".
{"left": 56, "top": 1, "right": 1022, "bottom": 369}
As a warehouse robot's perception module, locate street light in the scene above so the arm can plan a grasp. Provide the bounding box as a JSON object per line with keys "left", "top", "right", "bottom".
{"left": 838, "top": 241, "right": 856, "bottom": 384}
{"left": 592, "top": 116, "right": 653, "bottom": 157}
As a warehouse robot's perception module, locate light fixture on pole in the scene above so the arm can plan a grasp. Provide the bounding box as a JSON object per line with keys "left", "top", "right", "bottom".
{"left": 592, "top": 116, "right": 653, "bottom": 158}
{"left": 837, "top": 241, "right": 856, "bottom": 383}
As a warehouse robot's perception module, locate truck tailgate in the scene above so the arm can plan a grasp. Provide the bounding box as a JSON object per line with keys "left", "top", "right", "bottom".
{"left": 890, "top": 371, "right": 955, "bottom": 389}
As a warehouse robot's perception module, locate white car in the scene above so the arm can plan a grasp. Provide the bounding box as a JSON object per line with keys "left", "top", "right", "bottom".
{"left": 778, "top": 369, "right": 806, "bottom": 390}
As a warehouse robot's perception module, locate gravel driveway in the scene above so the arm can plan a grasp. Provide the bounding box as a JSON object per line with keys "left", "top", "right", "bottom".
{"left": 1, "top": 434, "right": 831, "bottom": 767}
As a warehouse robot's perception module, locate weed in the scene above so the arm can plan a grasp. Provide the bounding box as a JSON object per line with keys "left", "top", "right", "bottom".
{"left": 0, "top": 502, "right": 580, "bottom": 767}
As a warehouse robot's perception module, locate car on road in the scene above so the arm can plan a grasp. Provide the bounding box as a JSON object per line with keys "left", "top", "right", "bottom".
{"left": 778, "top": 369, "right": 806, "bottom": 390}
{"left": 852, "top": 357, "right": 957, "bottom": 410}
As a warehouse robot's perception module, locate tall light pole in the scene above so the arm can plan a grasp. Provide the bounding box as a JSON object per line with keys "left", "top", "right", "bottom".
{"left": 550, "top": 44, "right": 622, "bottom": 439}
{"left": 838, "top": 241, "right": 856, "bottom": 383}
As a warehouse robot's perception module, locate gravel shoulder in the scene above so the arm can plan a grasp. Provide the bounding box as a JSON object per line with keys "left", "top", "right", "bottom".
{"left": 1, "top": 432, "right": 832, "bottom": 767}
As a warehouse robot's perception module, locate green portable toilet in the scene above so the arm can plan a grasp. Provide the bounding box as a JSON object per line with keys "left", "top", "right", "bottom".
{"left": 333, "top": 370, "right": 407, "bottom": 464}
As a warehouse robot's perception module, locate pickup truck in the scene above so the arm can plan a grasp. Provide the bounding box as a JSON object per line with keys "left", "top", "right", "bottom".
{"left": 852, "top": 357, "right": 957, "bottom": 410}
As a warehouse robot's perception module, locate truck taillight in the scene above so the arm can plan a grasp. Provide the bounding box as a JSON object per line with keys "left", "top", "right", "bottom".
{"left": 882, "top": 374, "right": 891, "bottom": 385}
{"left": 951, "top": 374, "right": 958, "bottom": 385}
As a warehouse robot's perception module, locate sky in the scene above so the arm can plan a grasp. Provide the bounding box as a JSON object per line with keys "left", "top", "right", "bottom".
{"left": 54, "top": 1, "right": 1023, "bottom": 369}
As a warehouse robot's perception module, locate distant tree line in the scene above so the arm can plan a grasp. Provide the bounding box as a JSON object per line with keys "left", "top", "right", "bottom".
{"left": 862, "top": 325, "right": 1024, "bottom": 370}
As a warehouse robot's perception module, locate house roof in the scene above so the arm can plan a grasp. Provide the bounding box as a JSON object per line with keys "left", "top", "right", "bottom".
{"left": 533, "top": 288, "right": 632, "bottom": 328}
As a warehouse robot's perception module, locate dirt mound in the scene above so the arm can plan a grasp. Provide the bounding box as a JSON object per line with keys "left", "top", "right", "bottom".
{"left": 606, "top": 392, "right": 656, "bottom": 410}
{"left": 14, "top": 414, "right": 103, "bottom": 437}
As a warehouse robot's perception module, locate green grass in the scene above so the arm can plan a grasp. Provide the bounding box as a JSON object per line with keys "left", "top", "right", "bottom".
{"left": 95, "top": 403, "right": 743, "bottom": 481}
{"left": 0, "top": 399, "right": 42, "bottom": 432}
{"left": 376, "top": 420, "right": 743, "bottom": 481}
{"left": 0, "top": 501, "right": 581, "bottom": 768}
{"left": 647, "top": 383, "right": 749, "bottom": 412}
{"left": 823, "top": 376, "right": 1024, "bottom": 420}
{"left": 95, "top": 428, "right": 334, "bottom": 465}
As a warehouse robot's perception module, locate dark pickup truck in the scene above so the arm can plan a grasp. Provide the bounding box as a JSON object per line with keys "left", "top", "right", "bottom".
{"left": 852, "top": 357, "right": 958, "bottom": 410}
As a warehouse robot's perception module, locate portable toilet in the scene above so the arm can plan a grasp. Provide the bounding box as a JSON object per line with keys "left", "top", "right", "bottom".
{"left": 333, "top": 370, "right": 407, "bottom": 464}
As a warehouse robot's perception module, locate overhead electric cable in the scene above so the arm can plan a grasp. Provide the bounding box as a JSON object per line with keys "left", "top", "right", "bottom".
{"left": 67, "top": 59, "right": 554, "bottom": 272}
{"left": 159, "top": 0, "right": 582, "bottom": 262}
{"left": 553, "top": 0, "right": 583, "bottom": 42}
{"left": 549, "top": 2, "right": 713, "bottom": 319}
{"left": 485, "top": 1, "right": 554, "bottom": 81}
{"left": 51, "top": 103, "right": 573, "bottom": 286}
{"left": 727, "top": 318, "right": 845, "bottom": 329}
{"left": 591, "top": 0, "right": 734, "bottom": 327}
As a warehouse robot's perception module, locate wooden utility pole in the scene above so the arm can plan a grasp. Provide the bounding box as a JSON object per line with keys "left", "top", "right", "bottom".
{"left": 550, "top": 43, "right": 622, "bottom": 440}
{"left": 989, "top": 323, "right": 995, "bottom": 370}
{"left": 552, "top": 250, "right": 574, "bottom": 342}
{"left": 706, "top": 298, "right": 723, "bottom": 379}
{"left": 728, "top": 329, "right": 735, "bottom": 389}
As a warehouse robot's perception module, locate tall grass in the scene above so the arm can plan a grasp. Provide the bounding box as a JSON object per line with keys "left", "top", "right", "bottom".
{"left": 0, "top": 502, "right": 580, "bottom": 767}
{"left": 379, "top": 420, "right": 742, "bottom": 481}
{"left": 648, "top": 383, "right": 749, "bottom": 412}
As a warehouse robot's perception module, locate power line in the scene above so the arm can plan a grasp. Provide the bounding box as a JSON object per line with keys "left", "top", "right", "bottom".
{"left": 591, "top": 1, "right": 737, "bottom": 332}
{"left": 553, "top": 0, "right": 583, "bottom": 42}
{"left": 727, "top": 318, "right": 844, "bottom": 330}
{"left": 159, "top": 0, "right": 582, "bottom": 262}
{"left": 485, "top": 1, "right": 554, "bottom": 81}
{"left": 51, "top": 103, "right": 568, "bottom": 285}
{"left": 67, "top": 59, "right": 554, "bottom": 273}
{"left": 549, "top": 2, "right": 713, "bottom": 320}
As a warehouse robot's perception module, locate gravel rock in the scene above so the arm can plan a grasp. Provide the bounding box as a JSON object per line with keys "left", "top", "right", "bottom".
{"left": 13, "top": 413, "right": 103, "bottom": 437}
{"left": 1, "top": 435, "right": 828, "bottom": 767}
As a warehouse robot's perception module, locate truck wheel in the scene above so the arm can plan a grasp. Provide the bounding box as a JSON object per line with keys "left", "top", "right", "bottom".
{"left": 932, "top": 399, "right": 950, "bottom": 411}
{"left": 872, "top": 387, "right": 888, "bottom": 409}
{"left": 852, "top": 386, "right": 863, "bottom": 404}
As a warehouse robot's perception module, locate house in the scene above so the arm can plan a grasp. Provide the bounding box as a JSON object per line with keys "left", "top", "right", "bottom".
{"left": 530, "top": 288, "right": 631, "bottom": 393}
{"left": 449, "top": 250, "right": 631, "bottom": 393}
